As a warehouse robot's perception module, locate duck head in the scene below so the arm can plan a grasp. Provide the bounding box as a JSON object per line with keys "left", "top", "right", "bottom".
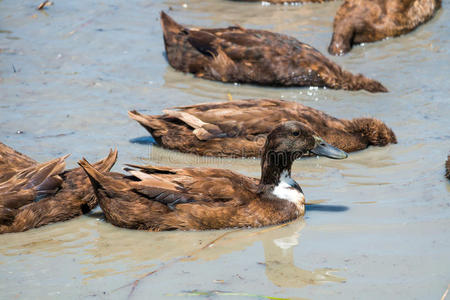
{"left": 259, "top": 121, "right": 347, "bottom": 186}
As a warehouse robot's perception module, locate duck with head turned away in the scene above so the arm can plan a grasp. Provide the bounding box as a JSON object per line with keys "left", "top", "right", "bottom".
{"left": 328, "top": 0, "right": 441, "bottom": 55}
{"left": 0, "top": 143, "right": 117, "bottom": 234}
{"left": 129, "top": 99, "right": 397, "bottom": 158}
{"left": 161, "top": 11, "right": 387, "bottom": 93}
{"left": 79, "top": 121, "right": 348, "bottom": 231}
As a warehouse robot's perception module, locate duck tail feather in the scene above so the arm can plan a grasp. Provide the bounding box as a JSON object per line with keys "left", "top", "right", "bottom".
{"left": 128, "top": 110, "right": 168, "bottom": 135}
{"left": 91, "top": 148, "right": 118, "bottom": 173}
{"left": 78, "top": 158, "right": 108, "bottom": 192}
{"left": 79, "top": 157, "right": 129, "bottom": 194}
{"left": 160, "top": 11, "right": 184, "bottom": 35}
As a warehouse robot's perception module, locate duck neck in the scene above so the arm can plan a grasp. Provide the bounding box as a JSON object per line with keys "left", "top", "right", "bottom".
{"left": 259, "top": 151, "right": 294, "bottom": 186}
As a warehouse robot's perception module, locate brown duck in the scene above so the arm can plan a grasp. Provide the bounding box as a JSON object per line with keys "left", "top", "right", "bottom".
{"left": 0, "top": 143, "right": 117, "bottom": 234}
{"left": 79, "top": 121, "right": 347, "bottom": 231}
{"left": 328, "top": 0, "right": 441, "bottom": 55}
{"left": 161, "top": 11, "right": 387, "bottom": 93}
{"left": 129, "top": 99, "right": 397, "bottom": 158}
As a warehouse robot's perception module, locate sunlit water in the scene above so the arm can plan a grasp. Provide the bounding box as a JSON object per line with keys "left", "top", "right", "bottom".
{"left": 1, "top": 0, "right": 449, "bottom": 299}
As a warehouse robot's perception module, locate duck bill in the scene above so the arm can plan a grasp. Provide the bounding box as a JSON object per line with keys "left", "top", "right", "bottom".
{"left": 311, "top": 139, "right": 348, "bottom": 159}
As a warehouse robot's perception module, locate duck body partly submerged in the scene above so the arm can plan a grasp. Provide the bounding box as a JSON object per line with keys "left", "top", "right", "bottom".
{"left": 0, "top": 143, "right": 117, "bottom": 234}
{"left": 129, "top": 99, "right": 396, "bottom": 158}
{"left": 161, "top": 12, "right": 387, "bottom": 93}
{"left": 80, "top": 122, "right": 347, "bottom": 231}
{"left": 328, "top": 0, "right": 441, "bottom": 55}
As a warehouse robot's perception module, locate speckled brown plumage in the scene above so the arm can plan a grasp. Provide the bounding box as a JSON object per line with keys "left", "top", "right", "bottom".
{"left": 129, "top": 99, "right": 396, "bottom": 158}
{"left": 80, "top": 122, "right": 347, "bottom": 231}
{"left": 161, "top": 11, "right": 387, "bottom": 93}
{"left": 0, "top": 147, "right": 117, "bottom": 234}
{"left": 446, "top": 155, "right": 450, "bottom": 179}
{"left": 328, "top": 0, "right": 441, "bottom": 55}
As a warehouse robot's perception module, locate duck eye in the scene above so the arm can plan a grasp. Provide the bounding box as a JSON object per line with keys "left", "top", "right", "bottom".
{"left": 292, "top": 131, "right": 300, "bottom": 137}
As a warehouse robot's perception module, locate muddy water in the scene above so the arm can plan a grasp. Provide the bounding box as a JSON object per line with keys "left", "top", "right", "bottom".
{"left": 1, "top": 0, "right": 449, "bottom": 299}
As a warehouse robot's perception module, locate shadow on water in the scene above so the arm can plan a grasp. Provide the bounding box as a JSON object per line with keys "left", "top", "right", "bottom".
{"left": 129, "top": 136, "right": 156, "bottom": 145}
{"left": 305, "top": 204, "right": 349, "bottom": 212}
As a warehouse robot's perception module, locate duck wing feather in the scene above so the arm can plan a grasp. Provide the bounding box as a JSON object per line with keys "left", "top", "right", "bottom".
{"left": 0, "top": 142, "right": 37, "bottom": 182}
{"left": 124, "top": 164, "right": 259, "bottom": 205}
{"left": 0, "top": 155, "right": 67, "bottom": 197}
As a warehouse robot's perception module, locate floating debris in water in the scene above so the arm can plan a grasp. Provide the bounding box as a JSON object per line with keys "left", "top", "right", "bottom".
{"left": 36, "top": 131, "right": 75, "bottom": 139}
{"left": 213, "top": 279, "right": 225, "bottom": 283}
{"left": 37, "top": 0, "right": 53, "bottom": 10}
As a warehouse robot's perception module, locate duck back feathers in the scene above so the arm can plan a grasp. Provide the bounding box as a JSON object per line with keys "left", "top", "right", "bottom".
{"left": 160, "top": 12, "right": 387, "bottom": 93}
{"left": 129, "top": 99, "right": 396, "bottom": 157}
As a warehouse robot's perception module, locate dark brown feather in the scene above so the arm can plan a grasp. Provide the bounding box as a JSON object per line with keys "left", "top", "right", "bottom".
{"left": 160, "top": 11, "right": 387, "bottom": 93}
{"left": 328, "top": 0, "right": 441, "bottom": 55}
{"left": 129, "top": 99, "right": 396, "bottom": 158}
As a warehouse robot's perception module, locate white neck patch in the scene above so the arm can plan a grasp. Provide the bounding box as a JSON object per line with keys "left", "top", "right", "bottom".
{"left": 272, "top": 170, "right": 305, "bottom": 205}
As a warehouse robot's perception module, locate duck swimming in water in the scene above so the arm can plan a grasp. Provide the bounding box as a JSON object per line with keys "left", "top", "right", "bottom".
{"left": 79, "top": 121, "right": 347, "bottom": 231}
{"left": 328, "top": 0, "right": 441, "bottom": 55}
{"left": 160, "top": 11, "right": 387, "bottom": 93}
{"left": 0, "top": 143, "right": 117, "bottom": 234}
{"left": 129, "top": 99, "right": 396, "bottom": 158}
